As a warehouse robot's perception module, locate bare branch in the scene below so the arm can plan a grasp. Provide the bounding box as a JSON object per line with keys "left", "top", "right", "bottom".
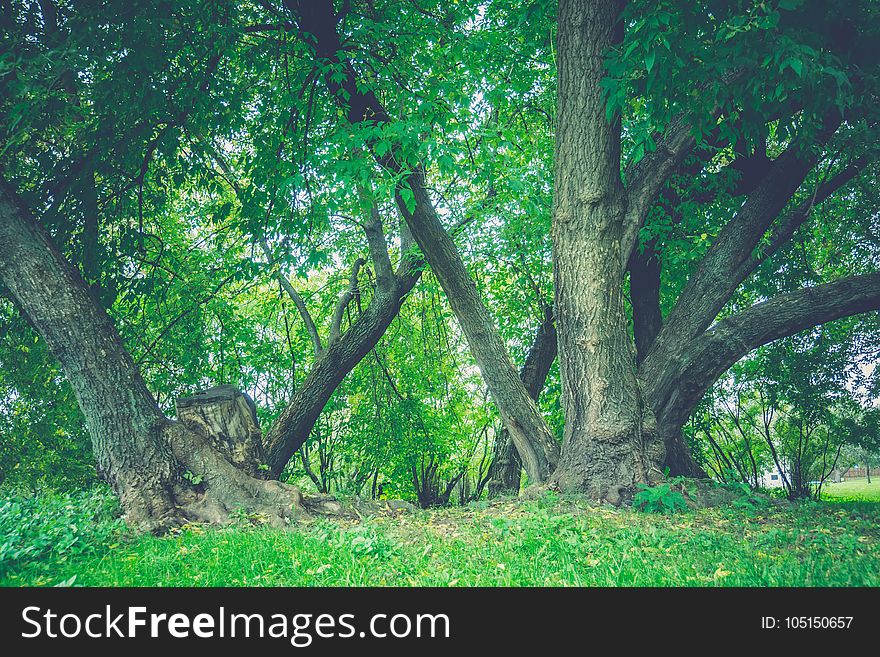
{"left": 328, "top": 257, "right": 366, "bottom": 346}
{"left": 259, "top": 238, "right": 324, "bottom": 358}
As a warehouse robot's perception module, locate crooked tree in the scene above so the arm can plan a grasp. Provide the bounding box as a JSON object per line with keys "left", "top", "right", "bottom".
{"left": 284, "top": 0, "right": 880, "bottom": 500}
{"left": 1, "top": 0, "right": 879, "bottom": 524}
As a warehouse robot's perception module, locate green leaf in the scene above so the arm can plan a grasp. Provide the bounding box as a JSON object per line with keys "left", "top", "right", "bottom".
{"left": 399, "top": 186, "right": 416, "bottom": 214}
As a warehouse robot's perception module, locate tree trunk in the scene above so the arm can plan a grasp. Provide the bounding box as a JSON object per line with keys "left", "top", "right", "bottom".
{"left": 401, "top": 174, "right": 561, "bottom": 484}
{"left": 287, "top": 0, "right": 560, "bottom": 485}
{"left": 548, "top": 0, "right": 664, "bottom": 502}
{"left": 262, "top": 266, "right": 419, "bottom": 477}
{"left": 0, "top": 178, "right": 333, "bottom": 531}
{"left": 659, "top": 426, "right": 707, "bottom": 478}
{"left": 487, "top": 306, "right": 557, "bottom": 496}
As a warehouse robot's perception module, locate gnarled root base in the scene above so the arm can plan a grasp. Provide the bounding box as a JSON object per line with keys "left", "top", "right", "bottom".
{"left": 116, "top": 420, "right": 361, "bottom": 534}
{"left": 548, "top": 422, "right": 666, "bottom": 505}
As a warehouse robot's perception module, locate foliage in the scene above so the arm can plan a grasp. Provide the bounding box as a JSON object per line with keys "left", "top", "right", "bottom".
{"left": 2, "top": 491, "right": 877, "bottom": 587}
{"left": 690, "top": 324, "right": 876, "bottom": 500}
{"left": 632, "top": 481, "right": 690, "bottom": 514}
{"left": 0, "top": 0, "right": 878, "bottom": 507}
{"left": 0, "top": 486, "right": 125, "bottom": 580}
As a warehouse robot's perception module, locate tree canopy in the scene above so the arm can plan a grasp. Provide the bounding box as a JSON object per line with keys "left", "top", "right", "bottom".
{"left": 0, "top": 0, "right": 877, "bottom": 519}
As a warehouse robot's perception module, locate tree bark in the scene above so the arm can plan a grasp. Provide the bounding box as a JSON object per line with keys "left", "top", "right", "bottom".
{"left": 287, "top": 0, "right": 560, "bottom": 485}
{"left": 645, "top": 272, "right": 880, "bottom": 473}
{"left": 262, "top": 260, "right": 420, "bottom": 477}
{"left": 487, "top": 306, "right": 557, "bottom": 496}
{"left": 548, "top": 0, "right": 664, "bottom": 502}
{"left": 0, "top": 177, "right": 328, "bottom": 530}
{"left": 176, "top": 385, "right": 267, "bottom": 478}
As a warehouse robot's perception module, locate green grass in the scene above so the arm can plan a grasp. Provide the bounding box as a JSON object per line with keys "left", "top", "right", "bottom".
{"left": 1, "top": 487, "right": 878, "bottom": 587}
{"left": 821, "top": 478, "right": 880, "bottom": 502}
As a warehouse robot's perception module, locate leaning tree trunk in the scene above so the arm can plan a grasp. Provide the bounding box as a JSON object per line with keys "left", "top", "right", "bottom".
{"left": 487, "top": 306, "right": 557, "bottom": 496}
{"left": 287, "top": 0, "right": 560, "bottom": 486}
{"left": 548, "top": 0, "right": 665, "bottom": 502}
{"left": 0, "top": 178, "right": 326, "bottom": 531}
{"left": 262, "top": 266, "right": 419, "bottom": 478}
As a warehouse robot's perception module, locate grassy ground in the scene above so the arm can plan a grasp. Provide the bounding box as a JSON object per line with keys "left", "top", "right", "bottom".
{"left": 821, "top": 478, "right": 880, "bottom": 502}
{"left": 1, "top": 486, "right": 877, "bottom": 587}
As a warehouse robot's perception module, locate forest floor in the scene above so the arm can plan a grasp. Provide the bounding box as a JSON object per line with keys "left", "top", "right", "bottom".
{"left": 1, "top": 486, "right": 877, "bottom": 587}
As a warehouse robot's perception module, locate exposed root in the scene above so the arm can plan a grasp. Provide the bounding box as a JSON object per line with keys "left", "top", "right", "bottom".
{"left": 116, "top": 420, "right": 416, "bottom": 534}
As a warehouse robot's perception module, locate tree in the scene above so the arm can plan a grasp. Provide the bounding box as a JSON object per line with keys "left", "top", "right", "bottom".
{"left": 839, "top": 406, "right": 880, "bottom": 484}
{"left": 2, "top": 0, "right": 879, "bottom": 524}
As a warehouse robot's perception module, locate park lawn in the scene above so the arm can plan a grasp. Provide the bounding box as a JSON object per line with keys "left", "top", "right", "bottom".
{"left": 821, "top": 478, "right": 880, "bottom": 502}
{"left": 1, "top": 487, "right": 878, "bottom": 587}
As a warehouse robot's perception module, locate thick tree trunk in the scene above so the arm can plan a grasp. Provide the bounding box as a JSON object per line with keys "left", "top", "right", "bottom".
{"left": 0, "top": 178, "right": 325, "bottom": 531}
{"left": 548, "top": 0, "right": 664, "bottom": 502}
{"left": 1, "top": 178, "right": 181, "bottom": 525}
{"left": 487, "top": 307, "right": 557, "bottom": 496}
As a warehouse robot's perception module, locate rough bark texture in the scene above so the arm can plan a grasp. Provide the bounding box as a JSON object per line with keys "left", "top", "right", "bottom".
{"left": 548, "top": 0, "right": 664, "bottom": 502}
{"left": 264, "top": 261, "right": 421, "bottom": 477}
{"left": 487, "top": 307, "right": 557, "bottom": 496}
{"left": 0, "top": 177, "right": 322, "bottom": 530}
{"left": 176, "top": 385, "right": 267, "bottom": 478}
{"left": 1, "top": 177, "right": 180, "bottom": 525}
{"left": 287, "top": 0, "right": 560, "bottom": 485}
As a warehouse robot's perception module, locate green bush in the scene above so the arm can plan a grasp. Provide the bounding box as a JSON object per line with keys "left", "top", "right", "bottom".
{"left": 0, "top": 486, "right": 125, "bottom": 579}
{"left": 632, "top": 482, "right": 689, "bottom": 514}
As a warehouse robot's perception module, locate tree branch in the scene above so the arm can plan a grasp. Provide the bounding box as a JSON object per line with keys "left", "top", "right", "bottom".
{"left": 328, "top": 257, "right": 365, "bottom": 346}
{"left": 258, "top": 238, "right": 324, "bottom": 358}
{"left": 285, "top": 0, "right": 560, "bottom": 483}
{"left": 360, "top": 196, "right": 395, "bottom": 292}
{"left": 647, "top": 271, "right": 880, "bottom": 433}
{"left": 644, "top": 112, "right": 842, "bottom": 366}
{"left": 621, "top": 111, "right": 701, "bottom": 272}
{"left": 751, "top": 157, "right": 871, "bottom": 270}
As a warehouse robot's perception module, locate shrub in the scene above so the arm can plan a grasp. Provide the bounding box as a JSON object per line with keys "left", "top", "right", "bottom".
{"left": 632, "top": 482, "right": 689, "bottom": 514}
{"left": 0, "top": 486, "right": 125, "bottom": 578}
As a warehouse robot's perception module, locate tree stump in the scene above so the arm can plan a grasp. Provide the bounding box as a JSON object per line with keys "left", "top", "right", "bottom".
{"left": 175, "top": 385, "right": 268, "bottom": 478}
